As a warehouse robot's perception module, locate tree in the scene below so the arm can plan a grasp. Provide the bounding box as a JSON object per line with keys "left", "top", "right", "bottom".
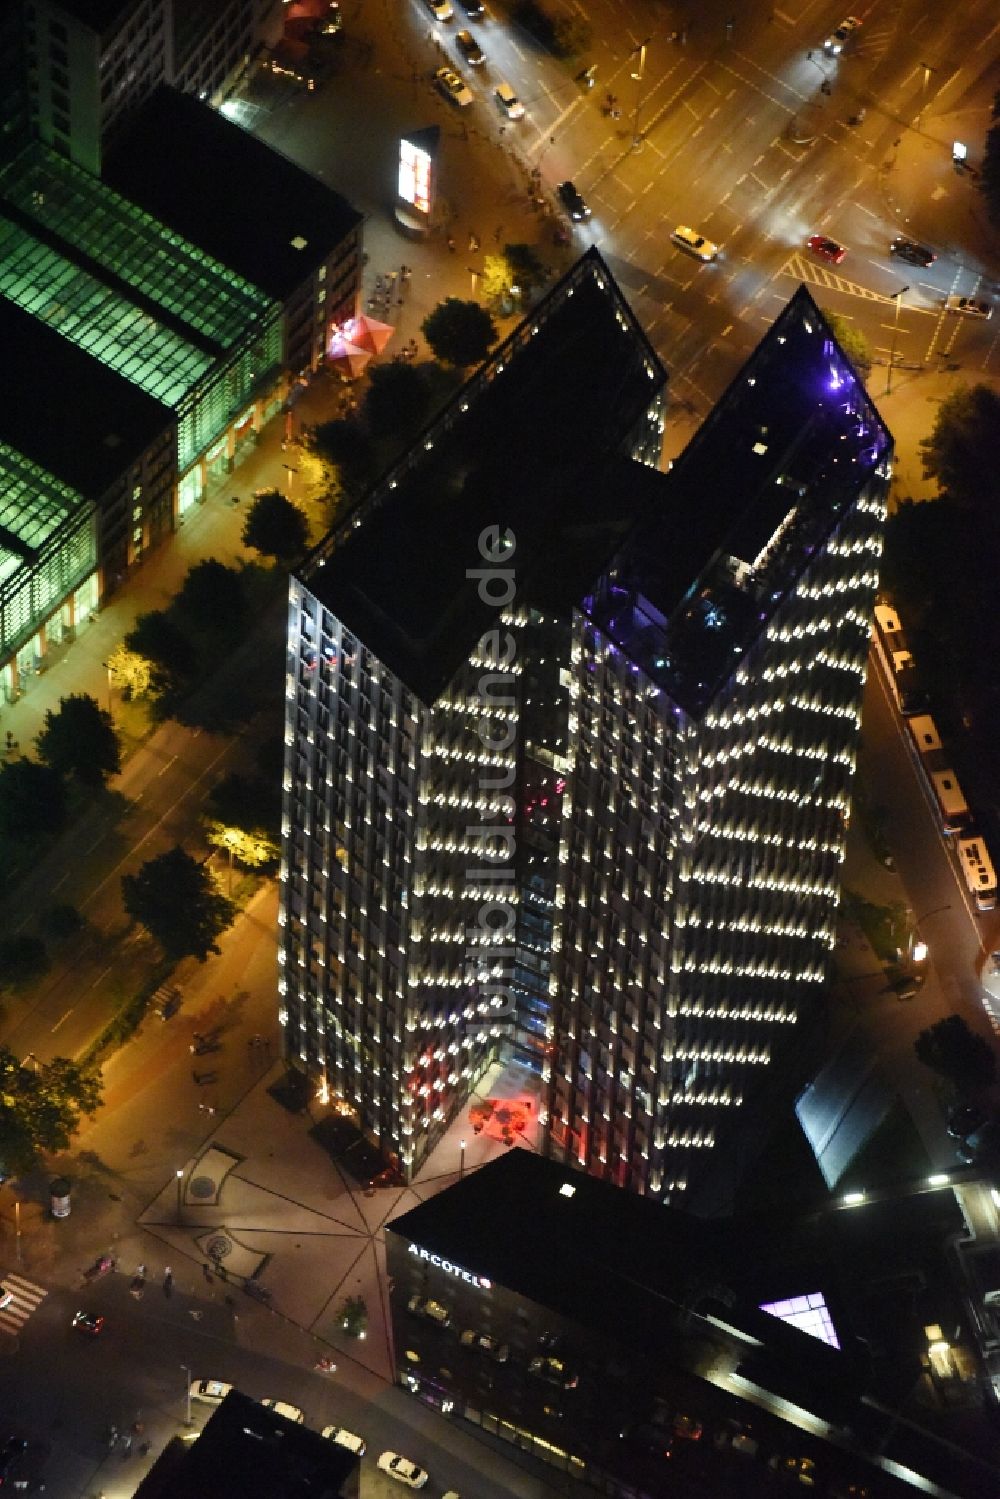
{"left": 241, "top": 490, "right": 310, "bottom": 562}
{"left": 0, "top": 1048, "right": 102, "bottom": 1175}
{"left": 503, "top": 242, "right": 549, "bottom": 298}
{"left": 36, "top": 693, "right": 121, "bottom": 787}
{"left": 880, "top": 497, "right": 970, "bottom": 623}
{"left": 176, "top": 558, "right": 247, "bottom": 629}
{"left": 121, "top": 845, "right": 234, "bottom": 962}
{"left": 310, "top": 420, "right": 376, "bottom": 506}
{"left": 204, "top": 821, "right": 280, "bottom": 874}
{"left": 509, "top": 0, "right": 590, "bottom": 57}
{"left": 338, "top": 1294, "right": 368, "bottom": 1338}
{"left": 125, "top": 611, "right": 196, "bottom": 691}
{"left": 361, "top": 362, "right": 432, "bottom": 441}
{"left": 106, "top": 641, "right": 154, "bottom": 700}
{"left": 914, "top": 1014, "right": 996, "bottom": 1090}
{"left": 0, "top": 759, "right": 66, "bottom": 836}
{"left": 0, "top": 935, "right": 49, "bottom": 990}
{"left": 981, "top": 121, "right": 1000, "bottom": 228}
{"left": 422, "top": 298, "right": 498, "bottom": 369}
{"left": 206, "top": 770, "right": 281, "bottom": 841}
{"left": 920, "top": 383, "right": 1000, "bottom": 514}
{"left": 826, "top": 313, "right": 872, "bottom": 382}
{"left": 42, "top": 904, "right": 85, "bottom": 941}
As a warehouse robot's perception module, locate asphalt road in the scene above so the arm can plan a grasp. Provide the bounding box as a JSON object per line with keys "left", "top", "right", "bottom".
{"left": 0, "top": 1271, "right": 555, "bottom": 1499}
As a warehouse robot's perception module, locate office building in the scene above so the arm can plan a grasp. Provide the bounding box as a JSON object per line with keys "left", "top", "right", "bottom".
{"left": 131, "top": 1389, "right": 359, "bottom": 1498}
{"left": 280, "top": 251, "right": 667, "bottom": 1178}
{"left": 545, "top": 287, "right": 892, "bottom": 1207}
{"left": 387, "top": 1150, "right": 992, "bottom": 1499}
{"left": 279, "top": 253, "right": 891, "bottom": 1198}
{"left": 18, "top": 0, "right": 282, "bottom": 175}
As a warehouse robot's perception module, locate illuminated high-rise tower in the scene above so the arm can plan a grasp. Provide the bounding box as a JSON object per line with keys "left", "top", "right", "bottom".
{"left": 544, "top": 287, "right": 892, "bottom": 1206}
{"left": 279, "top": 259, "right": 892, "bottom": 1196}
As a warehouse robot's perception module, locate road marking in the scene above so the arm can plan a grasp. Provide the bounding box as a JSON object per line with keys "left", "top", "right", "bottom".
{"left": 0, "top": 1274, "right": 47, "bottom": 1335}
{"left": 156, "top": 755, "right": 178, "bottom": 778}
{"left": 50, "top": 1007, "right": 73, "bottom": 1034}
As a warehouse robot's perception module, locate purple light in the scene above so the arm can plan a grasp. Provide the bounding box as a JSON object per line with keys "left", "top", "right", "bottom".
{"left": 759, "top": 1291, "right": 841, "bottom": 1349}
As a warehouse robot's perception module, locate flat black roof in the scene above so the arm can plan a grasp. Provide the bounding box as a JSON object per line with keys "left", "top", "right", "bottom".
{"left": 103, "top": 86, "right": 363, "bottom": 303}
{"left": 0, "top": 300, "right": 171, "bottom": 497}
{"left": 50, "top": 0, "right": 134, "bottom": 31}
{"left": 303, "top": 250, "right": 668, "bottom": 702}
{"left": 132, "top": 1390, "right": 355, "bottom": 1499}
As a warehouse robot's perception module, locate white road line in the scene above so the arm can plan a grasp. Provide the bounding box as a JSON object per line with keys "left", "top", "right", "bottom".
{"left": 50, "top": 1007, "right": 74, "bottom": 1034}
{"left": 156, "top": 755, "right": 178, "bottom": 778}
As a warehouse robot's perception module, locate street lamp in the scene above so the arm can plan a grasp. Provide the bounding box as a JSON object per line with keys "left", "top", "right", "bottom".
{"left": 459, "top": 1139, "right": 466, "bottom": 1180}
{"left": 885, "top": 285, "right": 909, "bottom": 397}
{"left": 283, "top": 463, "right": 298, "bottom": 493}
{"left": 629, "top": 38, "right": 651, "bottom": 153}
{"left": 175, "top": 1167, "right": 184, "bottom": 1224}
{"left": 101, "top": 659, "right": 113, "bottom": 715}
{"left": 181, "top": 1364, "right": 192, "bottom": 1427}
{"left": 908, "top": 903, "right": 951, "bottom": 962}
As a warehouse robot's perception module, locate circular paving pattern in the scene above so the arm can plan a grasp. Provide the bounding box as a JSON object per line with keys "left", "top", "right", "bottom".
{"left": 205, "top": 1234, "right": 232, "bottom": 1262}
{"left": 188, "top": 1175, "right": 217, "bottom": 1201}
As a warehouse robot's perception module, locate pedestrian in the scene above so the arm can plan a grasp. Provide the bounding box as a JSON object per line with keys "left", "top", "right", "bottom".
{"left": 202, "top": 1262, "right": 213, "bottom": 1282}
{"left": 447, "top": 235, "right": 456, "bottom": 252}
{"left": 4, "top": 731, "right": 11, "bottom": 750}
{"left": 494, "top": 225, "right": 504, "bottom": 243}
{"left": 820, "top": 78, "right": 831, "bottom": 95}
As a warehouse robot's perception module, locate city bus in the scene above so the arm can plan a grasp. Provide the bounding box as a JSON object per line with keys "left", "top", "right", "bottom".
{"left": 872, "top": 603, "right": 925, "bottom": 716}
{"left": 929, "top": 768, "right": 971, "bottom": 835}
{"left": 957, "top": 835, "right": 998, "bottom": 912}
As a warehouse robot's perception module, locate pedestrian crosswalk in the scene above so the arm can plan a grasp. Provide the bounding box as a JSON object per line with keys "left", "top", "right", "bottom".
{"left": 0, "top": 1272, "right": 47, "bottom": 1334}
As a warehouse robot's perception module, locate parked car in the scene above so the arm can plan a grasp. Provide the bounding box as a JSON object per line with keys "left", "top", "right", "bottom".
{"left": 71, "top": 1310, "right": 105, "bottom": 1336}
{"left": 322, "top": 1426, "right": 366, "bottom": 1455}
{"left": 806, "top": 234, "right": 846, "bottom": 264}
{"left": 434, "top": 66, "right": 474, "bottom": 108}
{"left": 455, "top": 29, "right": 484, "bottom": 65}
{"left": 457, "top": 0, "right": 484, "bottom": 13}
{"left": 190, "top": 1378, "right": 233, "bottom": 1404}
{"left": 889, "top": 236, "right": 936, "bottom": 267}
{"left": 557, "top": 180, "right": 591, "bottom": 220}
{"left": 945, "top": 294, "right": 993, "bottom": 319}
{"left": 0, "top": 1288, "right": 13, "bottom": 1312}
{"left": 424, "top": 0, "right": 453, "bottom": 19}
{"left": 769, "top": 1452, "right": 818, "bottom": 1485}
{"left": 823, "top": 15, "right": 861, "bottom": 53}
{"left": 494, "top": 81, "right": 525, "bottom": 120}
{"left": 260, "top": 1399, "right": 304, "bottom": 1423}
{"left": 377, "top": 1450, "right": 430, "bottom": 1488}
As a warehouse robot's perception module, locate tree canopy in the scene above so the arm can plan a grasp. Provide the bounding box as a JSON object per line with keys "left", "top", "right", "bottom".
{"left": 310, "top": 420, "right": 376, "bottom": 506}
{"left": 0, "top": 935, "right": 49, "bottom": 990}
{"left": 914, "top": 1014, "right": 996, "bottom": 1091}
{"left": 121, "top": 845, "right": 234, "bottom": 962}
{"left": 125, "top": 610, "right": 196, "bottom": 691}
{"left": 0, "top": 759, "right": 66, "bottom": 836}
{"left": 106, "top": 641, "right": 154, "bottom": 700}
{"left": 205, "top": 770, "right": 281, "bottom": 841}
{"left": 919, "top": 383, "right": 1000, "bottom": 516}
{"left": 36, "top": 693, "right": 121, "bottom": 787}
{"left": 241, "top": 489, "right": 310, "bottom": 562}
{"left": 0, "top": 1048, "right": 102, "bottom": 1175}
{"left": 175, "top": 558, "right": 247, "bottom": 629}
{"left": 826, "top": 313, "right": 872, "bottom": 383}
{"left": 361, "top": 362, "right": 433, "bottom": 441}
{"left": 981, "top": 120, "right": 1000, "bottom": 228}
{"left": 421, "top": 298, "right": 498, "bottom": 368}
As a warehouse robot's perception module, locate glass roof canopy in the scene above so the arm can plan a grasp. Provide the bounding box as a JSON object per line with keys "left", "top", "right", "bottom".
{"left": 0, "top": 145, "right": 280, "bottom": 413}
{"left": 1, "top": 145, "right": 271, "bottom": 351}
{"left": 0, "top": 442, "right": 87, "bottom": 588}
{"left": 0, "top": 217, "right": 213, "bottom": 407}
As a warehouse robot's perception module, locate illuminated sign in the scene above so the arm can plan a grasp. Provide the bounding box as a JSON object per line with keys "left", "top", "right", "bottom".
{"left": 398, "top": 139, "right": 432, "bottom": 216}
{"left": 408, "top": 1241, "right": 491, "bottom": 1289}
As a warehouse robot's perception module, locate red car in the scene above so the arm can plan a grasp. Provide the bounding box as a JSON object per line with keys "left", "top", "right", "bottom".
{"left": 807, "top": 234, "right": 847, "bottom": 265}
{"left": 72, "top": 1310, "right": 105, "bottom": 1336}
